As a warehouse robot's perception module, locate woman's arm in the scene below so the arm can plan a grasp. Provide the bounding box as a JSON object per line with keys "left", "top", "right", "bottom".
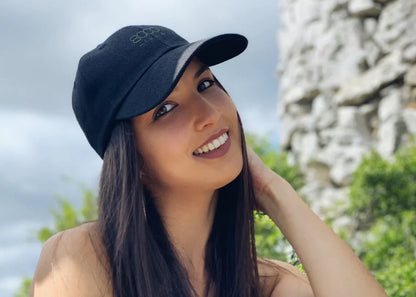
{"left": 247, "top": 147, "right": 388, "bottom": 297}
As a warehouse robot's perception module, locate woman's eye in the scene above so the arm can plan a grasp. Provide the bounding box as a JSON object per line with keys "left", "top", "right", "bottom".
{"left": 154, "top": 102, "right": 176, "bottom": 120}
{"left": 197, "top": 79, "right": 215, "bottom": 92}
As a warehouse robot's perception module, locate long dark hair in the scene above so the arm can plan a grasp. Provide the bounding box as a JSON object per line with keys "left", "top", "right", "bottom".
{"left": 98, "top": 112, "right": 260, "bottom": 297}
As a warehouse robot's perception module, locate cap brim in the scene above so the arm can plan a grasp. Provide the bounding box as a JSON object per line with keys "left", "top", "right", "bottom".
{"left": 116, "top": 33, "right": 247, "bottom": 120}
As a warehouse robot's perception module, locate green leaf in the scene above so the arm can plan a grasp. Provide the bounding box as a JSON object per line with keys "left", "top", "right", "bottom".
{"left": 13, "top": 277, "right": 32, "bottom": 297}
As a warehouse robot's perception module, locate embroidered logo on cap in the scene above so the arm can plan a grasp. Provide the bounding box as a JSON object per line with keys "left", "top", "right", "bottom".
{"left": 130, "top": 27, "right": 166, "bottom": 46}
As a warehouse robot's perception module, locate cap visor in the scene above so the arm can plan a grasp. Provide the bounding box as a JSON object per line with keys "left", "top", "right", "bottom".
{"left": 116, "top": 33, "right": 247, "bottom": 120}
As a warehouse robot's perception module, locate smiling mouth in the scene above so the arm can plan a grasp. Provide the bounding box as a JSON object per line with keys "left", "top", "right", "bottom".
{"left": 193, "top": 132, "right": 229, "bottom": 156}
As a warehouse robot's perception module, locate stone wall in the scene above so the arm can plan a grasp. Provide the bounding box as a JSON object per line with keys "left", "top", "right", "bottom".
{"left": 277, "top": 0, "right": 416, "bottom": 217}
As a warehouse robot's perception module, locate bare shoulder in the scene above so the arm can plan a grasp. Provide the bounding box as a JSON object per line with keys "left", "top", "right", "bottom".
{"left": 31, "top": 222, "right": 112, "bottom": 297}
{"left": 258, "top": 258, "right": 314, "bottom": 297}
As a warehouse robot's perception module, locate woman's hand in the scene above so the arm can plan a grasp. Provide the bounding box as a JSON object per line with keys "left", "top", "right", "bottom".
{"left": 246, "top": 146, "right": 294, "bottom": 213}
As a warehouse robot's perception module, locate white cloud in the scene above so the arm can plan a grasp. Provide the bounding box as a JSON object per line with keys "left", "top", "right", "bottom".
{"left": 0, "top": 276, "right": 22, "bottom": 297}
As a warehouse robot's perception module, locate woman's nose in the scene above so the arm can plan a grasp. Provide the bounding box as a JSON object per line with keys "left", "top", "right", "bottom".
{"left": 192, "top": 94, "right": 221, "bottom": 131}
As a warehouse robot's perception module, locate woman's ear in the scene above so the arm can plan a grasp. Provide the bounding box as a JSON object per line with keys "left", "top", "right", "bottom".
{"left": 139, "top": 169, "right": 152, "bottom": 184}
{"left": 138, "top": 163, "right": 158, "bottom": 192}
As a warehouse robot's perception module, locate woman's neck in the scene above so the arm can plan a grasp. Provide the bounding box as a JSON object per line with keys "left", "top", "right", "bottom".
{"left": 152, "top": 188, "right": 218, "bottom": 276}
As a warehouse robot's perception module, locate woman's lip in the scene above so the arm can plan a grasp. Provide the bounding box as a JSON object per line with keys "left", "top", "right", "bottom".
{"left": 195, "top": 128, "right": 229, "bottom": 151}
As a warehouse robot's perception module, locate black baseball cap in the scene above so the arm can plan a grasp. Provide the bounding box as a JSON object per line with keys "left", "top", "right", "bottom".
{"left": 72, "top": 25, "right": 248, "bottom": 158}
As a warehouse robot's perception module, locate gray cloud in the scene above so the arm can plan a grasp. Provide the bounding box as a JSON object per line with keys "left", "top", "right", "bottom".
{"left": 0, "top": 110, "right": 102, "bottom": 224}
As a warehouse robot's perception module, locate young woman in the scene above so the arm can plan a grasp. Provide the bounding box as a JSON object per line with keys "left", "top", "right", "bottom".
{"left": 31, "top": 25, "right": 388, "bottom": 297}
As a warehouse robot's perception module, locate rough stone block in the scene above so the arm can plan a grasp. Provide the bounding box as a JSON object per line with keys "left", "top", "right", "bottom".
{"left": 315, "top": 18, "right": 366, "bottom": 90}
{"left": 359, "top": 101, "right": 379, "bottom": 120}
{"left": 279, "top": 115, "right": 298, "bottom": 149}
{"left": 364, "top": 39, "right": 382, "bottom": 67}
{"left": 314, "top": 140, "right": 368, "bottom": 186}
{"left": 283, "top": 85, "right": 320, "bottom": 104}
{"left": 348, "top": 0, "right": 382, "bottom": 17}
{"left": 312, "top": 94, "right": 337, "bottom": 130}
{"left": 405, "top": 65, "right": 416, "bottom": 86}
{"left": 376, "top": 116, "right": 407, "bottom": 157}
{"left": 335, "top": 146, "right": 368, "bottom": 186}
{"left": 287, "top": 102, "right": 312, "bottom": 116}
{"left": 292, "top": 131, "right": 320, "bottom": 170}
{"left": 305, "top": 161, "right": 331, "bottom": 184}
{"left": 330, "top": 158, "right": 355, "bottom": 186}
{"left": 279, "top": 13, "right": 365, "bottom": 102}
{"left": 364, "top": 18, "right": 378, "bottom": 36}
{"left": 373, "top": 0, "right": 416, "bottom": 54}
{"left": 403, "top": 107, "right": 416, "bottom": 135}
{"left": 319, "top": 127, "right": 371, "bottom": 147}
{"left": 335, "top": 51, "right": 407, "bottom": 105}
{"left": 403, "top": 86, "right": 416, "bottom": 104}
{"left": 299, "top": 181, "right": 349, "bottom": 217}
{"left": 403, "top": 44, "right": 416, "bottom": 62}
{"left": 359, "top": 102, "right": 379, "bottom": 136}
{"left": 378, "top": 87, "right": 405, "bottom": 122}
{"left": 338, "top": 106, "right": 369, "bottom": 130}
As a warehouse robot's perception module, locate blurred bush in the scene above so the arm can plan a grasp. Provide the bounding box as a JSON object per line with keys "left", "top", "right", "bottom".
{"left": 347, "top": 140, "right": 416, "bottom": 297}
{"left": 37, "top": 188, "right": 97, "bottom": 243}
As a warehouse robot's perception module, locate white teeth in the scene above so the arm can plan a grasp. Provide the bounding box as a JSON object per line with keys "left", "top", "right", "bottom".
{"left": 193, "top": 132, "right": 229, "bottom": 155}
{"left": 213, "top": 139, "right": 220, "bottom": 148}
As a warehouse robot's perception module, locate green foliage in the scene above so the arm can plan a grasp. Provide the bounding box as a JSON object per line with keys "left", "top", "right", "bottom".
{"left": 360, "top": 211, "right": 416, "bottom": 269}
{"left": 347, "top": 142, "right": 416, "bottom": 297}
{"left": 13, "top": 277, "right": 32, "bottom": 297}
{"left": 37, "top": 188, "right": 98, "bottom": 243}
{"left": 359, "top": 211, "right": 416, "bottom": 297}
{"left": 348, "top": 144, "right": 416, "bottom": 228}
{"left": 254, "top": 211, "right": 288, "bottom": 261}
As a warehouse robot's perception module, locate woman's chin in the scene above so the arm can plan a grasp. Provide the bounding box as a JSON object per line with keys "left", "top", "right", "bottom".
{"left": 215, "top": 167, "right": 243, "bottom": 190}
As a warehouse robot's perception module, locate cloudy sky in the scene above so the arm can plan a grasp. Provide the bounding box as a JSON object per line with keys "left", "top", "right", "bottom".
{"left": 0, "top": 0, "right": 280, "bottom": 295}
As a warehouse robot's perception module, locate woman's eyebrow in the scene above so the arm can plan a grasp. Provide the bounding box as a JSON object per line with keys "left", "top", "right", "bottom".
{"left": 194, "top": 64, "right": 209, "bottom": 79}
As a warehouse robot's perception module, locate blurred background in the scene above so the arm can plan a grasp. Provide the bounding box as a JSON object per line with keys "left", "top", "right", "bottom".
{"left": 2, "top": 0, "right": 416, "bottom": 297}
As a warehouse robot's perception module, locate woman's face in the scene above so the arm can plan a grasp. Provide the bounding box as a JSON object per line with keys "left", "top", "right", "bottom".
{"left": 131, "top": 58, "right": 243, "bottom": 197}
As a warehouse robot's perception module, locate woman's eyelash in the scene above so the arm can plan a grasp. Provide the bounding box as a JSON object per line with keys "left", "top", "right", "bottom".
{"left": 153, "top": 102, "right": 176, "bottom": 120}
{"left": 197, "top": 79, "right": 216, "bottom": 92}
